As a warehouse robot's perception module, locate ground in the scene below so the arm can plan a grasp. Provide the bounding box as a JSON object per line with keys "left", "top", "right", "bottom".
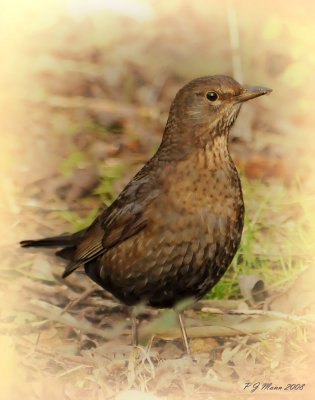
{"left": 1, "top": 1, "right": 315, "bottom": 399}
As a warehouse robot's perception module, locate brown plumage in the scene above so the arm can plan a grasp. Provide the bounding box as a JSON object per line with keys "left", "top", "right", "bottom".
{"left": 21, "top": 75, "right": 271, "bottom": 353}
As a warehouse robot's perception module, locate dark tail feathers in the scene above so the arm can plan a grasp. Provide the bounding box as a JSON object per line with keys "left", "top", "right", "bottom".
{"left": 20, "top": 229, "right": 91, "bottom": 277}
{"left": 19, "top": 229, "right": 88, "bottom": 262}
{"left": 20, "top": 233, "right": 79, "bottom": 249}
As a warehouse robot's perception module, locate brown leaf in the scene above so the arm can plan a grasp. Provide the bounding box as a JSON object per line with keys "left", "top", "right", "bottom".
{"left": 189, "top": 337, "right": 218, "bottom": 353}
{"left": 239, "top": 154, "right": 292, "bottom": 181}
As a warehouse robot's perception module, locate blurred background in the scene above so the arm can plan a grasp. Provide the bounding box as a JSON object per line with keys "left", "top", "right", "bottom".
{"left": 1, "top": 0, "right": 315, "bottom": 399}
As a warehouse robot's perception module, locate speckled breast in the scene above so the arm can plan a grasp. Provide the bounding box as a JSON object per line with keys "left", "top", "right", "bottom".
{"left": 97, "top": 144, "right": 244, "bottom": 308}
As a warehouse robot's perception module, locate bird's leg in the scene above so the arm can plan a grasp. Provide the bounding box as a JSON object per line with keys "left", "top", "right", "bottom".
{"left": 131, "top": 315, "right": 139, "bottom": 346}
{"left": 177, "top": 312, "right": 191, "bottom": 355}
{"left": 130, "top": 307, "right": 139, "bottom": 346}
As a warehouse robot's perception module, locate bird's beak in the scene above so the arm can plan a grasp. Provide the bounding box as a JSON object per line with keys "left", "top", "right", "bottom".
{"left": 235, "top": 85, "right": 272, "bottom": 103}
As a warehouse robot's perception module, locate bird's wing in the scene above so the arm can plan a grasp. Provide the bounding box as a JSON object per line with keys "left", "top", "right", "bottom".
{"left": 62, "top": 172, "right": 160, "bottom": 278}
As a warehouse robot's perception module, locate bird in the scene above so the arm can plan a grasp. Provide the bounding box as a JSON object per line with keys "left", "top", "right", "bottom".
{"left": 20, "top": 75, "right": 271, "bottom": 354}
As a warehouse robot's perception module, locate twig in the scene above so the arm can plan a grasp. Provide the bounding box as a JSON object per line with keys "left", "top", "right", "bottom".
{"left": 200, "top": 306, "right": 314, "bottom": 323}
{"left": 29, "top": 95, "right": 160, "bottom": 121}
{"left": 141, "top": 319, "right": 290, "bottom": 340}
{"left": 194, "top": 299, "right": 245, "bottom": 311}
{"left": 226, "top": 0, "right": 243, "bottom": 83}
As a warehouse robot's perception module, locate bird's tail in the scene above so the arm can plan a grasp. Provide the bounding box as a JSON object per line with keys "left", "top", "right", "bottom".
{"left": 19, "top": 229, "right": 87, "bottom": 262}
{"left": 20, "top": 234, "right": 78, "bottom": 249}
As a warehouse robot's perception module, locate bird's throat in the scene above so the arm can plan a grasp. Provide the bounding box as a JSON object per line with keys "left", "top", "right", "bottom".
{"left": 204, "top": 134, "right": 232, "bottom": 170}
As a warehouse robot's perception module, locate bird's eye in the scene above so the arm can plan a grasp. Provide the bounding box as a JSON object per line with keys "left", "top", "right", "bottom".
{"left": 206, "top": 91, "right": 218, "bottom": 102}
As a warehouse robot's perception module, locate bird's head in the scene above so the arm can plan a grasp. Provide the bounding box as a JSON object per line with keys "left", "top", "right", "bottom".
{"left": 162, "top": 75, "right": 271, "bottom": 152}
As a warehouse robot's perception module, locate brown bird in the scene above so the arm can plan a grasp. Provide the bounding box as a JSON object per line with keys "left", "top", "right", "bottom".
{"left": 20, "top": 75, "right": 271, "bottom": 354}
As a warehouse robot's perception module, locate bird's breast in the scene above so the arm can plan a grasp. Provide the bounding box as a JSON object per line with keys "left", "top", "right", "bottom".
{"left": 161, "top": 146, "right": 243, "bottom": 219}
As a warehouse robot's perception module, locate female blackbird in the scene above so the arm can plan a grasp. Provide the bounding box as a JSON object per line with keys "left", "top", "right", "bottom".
{"left": 21, "top": 75, "right": 271, "bottom": 353}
